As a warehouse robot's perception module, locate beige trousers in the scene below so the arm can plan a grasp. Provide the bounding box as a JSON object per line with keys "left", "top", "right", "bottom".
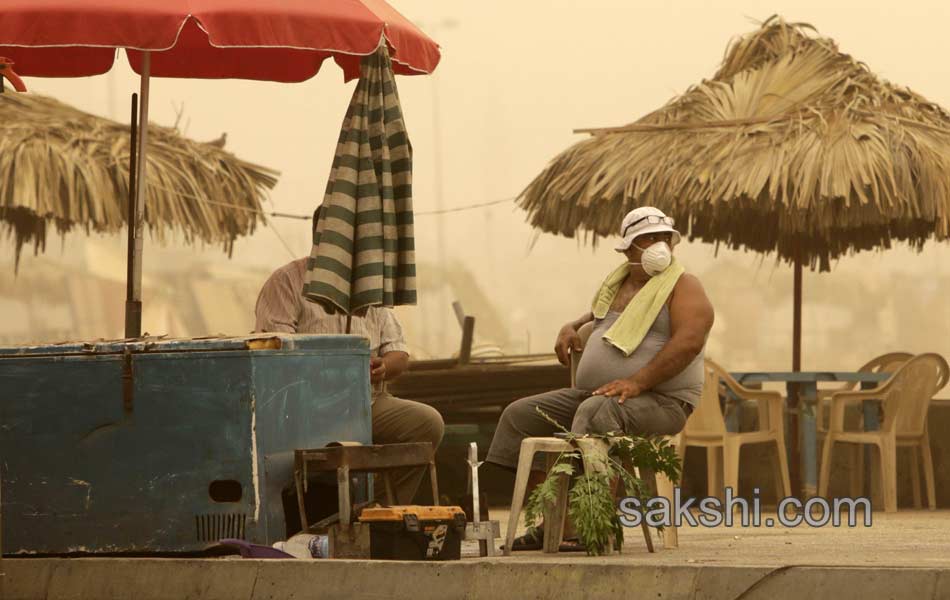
{"left": 371, "top": 392, "right": 445, "bottom": 504}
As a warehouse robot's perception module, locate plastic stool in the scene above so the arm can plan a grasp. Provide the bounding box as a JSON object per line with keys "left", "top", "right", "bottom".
{"left": 503, "top": 435, "right": 680, "bottom": 556}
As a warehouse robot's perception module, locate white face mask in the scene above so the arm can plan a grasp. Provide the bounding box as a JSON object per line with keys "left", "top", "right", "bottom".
{"left": 629, "top": 241, "right": 672, "bottom": 276}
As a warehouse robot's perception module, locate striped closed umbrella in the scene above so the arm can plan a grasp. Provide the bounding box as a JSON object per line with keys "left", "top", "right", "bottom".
{"left": 304, "top": 45, "right": 416, "bottom": 318}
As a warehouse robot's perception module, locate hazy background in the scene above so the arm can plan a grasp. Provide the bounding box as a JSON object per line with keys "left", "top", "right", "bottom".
{"left": 3, "top": 0, "right": 950, "bottom": 379}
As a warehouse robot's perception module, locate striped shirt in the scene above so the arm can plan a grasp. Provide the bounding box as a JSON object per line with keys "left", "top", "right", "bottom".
{"left": 254, "top": 258, "right": 409, "bottom": 358}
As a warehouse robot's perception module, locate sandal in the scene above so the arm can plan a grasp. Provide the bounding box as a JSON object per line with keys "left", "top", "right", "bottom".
{"left": 558, "top": 537, "right": 587, "bottom": 553}
{"left": 508, "top": 527, "right": 544, "bottom": 551}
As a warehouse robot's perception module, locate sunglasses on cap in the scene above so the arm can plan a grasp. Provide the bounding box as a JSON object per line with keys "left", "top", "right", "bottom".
{"left": 622, "top": 215, "right": 675, "bottom": 238}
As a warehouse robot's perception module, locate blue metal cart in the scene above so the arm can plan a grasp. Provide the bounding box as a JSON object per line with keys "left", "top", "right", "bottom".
{"left": 0, "top": 334, "right": 371, "bottom": 554}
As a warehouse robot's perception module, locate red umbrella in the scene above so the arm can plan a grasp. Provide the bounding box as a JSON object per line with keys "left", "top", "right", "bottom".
{"left": 0, "top": 0, "right": 439, "bottom": 336}
{"left": 0, "top": 0, "right": 439, "bottom": 80}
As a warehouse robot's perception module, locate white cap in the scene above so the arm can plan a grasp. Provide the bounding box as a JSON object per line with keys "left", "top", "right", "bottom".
{"left": 614, "top": 206, "right": 681, "bottom": 252}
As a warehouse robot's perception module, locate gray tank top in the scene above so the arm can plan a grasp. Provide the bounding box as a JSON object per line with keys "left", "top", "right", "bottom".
{"left": 574, "top": 306, "right": 704, "bottom": 405}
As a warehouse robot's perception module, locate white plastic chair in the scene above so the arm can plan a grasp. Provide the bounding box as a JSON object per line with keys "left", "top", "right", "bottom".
{"left": 679, "top": 359, "right": 792, "bottom": 502}
{"left": 818, "top": 353, "right": 949, "bottom": 512}
{"left": 816, "top": 352, "right": 913, "bottom": 497}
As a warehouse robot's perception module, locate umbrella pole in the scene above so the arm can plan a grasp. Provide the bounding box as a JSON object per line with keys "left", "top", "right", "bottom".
{"left": 0, "top": 466, "right": 4, "bottom": 600}
{"left": 128, "top": 52, "right": 151, "bottom": 339}
{"left": 789, "top": 257, "right": 804, "bottom": 498}
{"left": 124, "top": 93, "right": 140, "bottom": 338}
{"left": 1, "top": 465, "right": 4, "bottom": 597}
{"left": 793, "top": 258, "right": 802, "bottom": 372}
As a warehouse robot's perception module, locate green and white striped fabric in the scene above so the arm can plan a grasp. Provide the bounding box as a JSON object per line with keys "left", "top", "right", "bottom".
{"left": 304, "top": 46, "right": 417, "bottom": 315}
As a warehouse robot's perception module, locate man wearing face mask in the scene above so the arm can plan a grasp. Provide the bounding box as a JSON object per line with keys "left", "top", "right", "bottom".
{"left": 488, "top": 206, "right": 714, "bottom": 550}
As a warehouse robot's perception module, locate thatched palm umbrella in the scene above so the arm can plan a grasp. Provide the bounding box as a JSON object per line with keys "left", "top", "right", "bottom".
{"left": 520, "top": 16, "right": 950, "bottom": 368}
{"left": 0, "top": 92, "right": 279, "bottom": 269}
{"left": 520, "top": 17, "right": 950, "bottom": 495}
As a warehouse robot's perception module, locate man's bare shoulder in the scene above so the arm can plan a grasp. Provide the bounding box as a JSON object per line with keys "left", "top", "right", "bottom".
{"left": 674, "top": 272, "right": 707, "bottom": 294}
{"left": 671, "top": 272, "right": 714, "bottom": 327}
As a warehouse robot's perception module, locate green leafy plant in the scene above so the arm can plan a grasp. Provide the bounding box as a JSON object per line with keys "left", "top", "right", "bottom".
{"left": 522, "top": 407, "right": 682, "bottom": 556}
{"left": 568, "top": 469, "right": 621, "bottom": 555}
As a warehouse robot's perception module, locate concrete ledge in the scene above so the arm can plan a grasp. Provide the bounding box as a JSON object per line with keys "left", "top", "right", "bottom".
{"left": 4, "top": 558, "right": 950, "bottom": 600}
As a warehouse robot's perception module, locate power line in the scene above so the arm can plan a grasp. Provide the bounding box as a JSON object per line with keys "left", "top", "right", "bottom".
{"left": 142, "top": 182, "right": 313, "bottom": 221}
{"left": 191, "top": 196, "right": 311, "bottom": 220}
{"left": 415, "top": 197, "right": 514, "bottom": 215}
{"left": 268, "top": 222, "right": 298, "bottom": 260}
{"left": 148, "top": 183, "right": 517, "bottom": 220}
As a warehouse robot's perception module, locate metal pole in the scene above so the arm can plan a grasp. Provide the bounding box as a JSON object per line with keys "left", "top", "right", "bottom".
{"left": 129, "top": 53, "right": 151, "bottom": 339}
{"left": 789, "top": 257, "right": 804, "bottom": 497}
{"left": 416, "top": 18, "right": 457, "bottom": 358}
{"left": 429, "top": 73, "right": 447, "bottom": 356}
{"left": 458, "top": 316, "right": 475, "bottom": 365}
{"left": 468, "top": 443, "right": 481, "bottom": 525}
{"left": 1, "top": 464, "right": 5, "bottom": 596}
{"left": 467, "top": 442, "right": 491, "bottom": 556}
{"left": 793, "top": 258, "right": 802, "bottom": 373}
{"left": 124, "top": 93, "right": 141, "bottom": 338}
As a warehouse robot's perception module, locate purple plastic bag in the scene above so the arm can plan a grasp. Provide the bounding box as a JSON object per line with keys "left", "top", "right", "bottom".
{"left": 219, "top": 538, "right": 294, "bottom": 559}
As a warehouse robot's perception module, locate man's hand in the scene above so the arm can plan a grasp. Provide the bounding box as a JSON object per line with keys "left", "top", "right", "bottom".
{"left": 554, "top": 325, "right": 584, "bottom": 366}
{"left": 593, "top": 378, "right": 644, "bottom": 404}
{"left": 370, "top": 356, "right": 387, "bottom": 383}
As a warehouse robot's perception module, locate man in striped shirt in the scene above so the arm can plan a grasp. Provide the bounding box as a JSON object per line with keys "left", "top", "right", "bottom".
{"left": 254, "top": 212, "right": 444, "bottom": 505}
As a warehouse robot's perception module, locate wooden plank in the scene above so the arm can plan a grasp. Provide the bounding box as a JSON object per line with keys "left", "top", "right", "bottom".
{"left": 392, "top": 365, "right": 569, "bottom": 391}
{"left": 246, "top": 337, "right": 282, "bottom": 350}
{"left": 458, "top": 316, "right": 475, "bottom": 365}
{"left": 388, "top": 362, "right": 571, "bottom": 425}
{"left": 297, "top": 443, "right": 434, "bottom": 472}
{"left": 405, "top": 354, "right": 559, "bottom": 371}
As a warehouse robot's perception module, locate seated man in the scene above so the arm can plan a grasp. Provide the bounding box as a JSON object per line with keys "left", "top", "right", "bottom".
{"left": 487, "top": 206, "right": 714, "bottom": 547}
{"left": 254, "top": 208, "right": 444, "bottom": 505}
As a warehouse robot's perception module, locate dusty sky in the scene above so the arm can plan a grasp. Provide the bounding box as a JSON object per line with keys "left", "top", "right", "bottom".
{"left": 5, "top": 0, "right": 950, "bottom": 373}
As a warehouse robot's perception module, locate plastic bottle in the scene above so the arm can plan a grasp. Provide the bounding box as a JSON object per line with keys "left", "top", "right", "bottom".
{"left": 308, "top": 535, "right": 329, "bottom": 558}
{"left": 272, "top": 534, "right": 328, "bottom": 559}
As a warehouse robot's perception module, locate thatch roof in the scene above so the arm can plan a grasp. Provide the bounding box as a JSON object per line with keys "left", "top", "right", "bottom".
{"left": 0, "top": 92, "right": 279, "bottom": 269}
{"left": 518, "top": 16, "right": 950, "bottom": 270}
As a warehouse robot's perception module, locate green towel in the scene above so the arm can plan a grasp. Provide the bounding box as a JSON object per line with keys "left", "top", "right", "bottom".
{"left": 590, "top": 258, "right": 685, "bottom": 356}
